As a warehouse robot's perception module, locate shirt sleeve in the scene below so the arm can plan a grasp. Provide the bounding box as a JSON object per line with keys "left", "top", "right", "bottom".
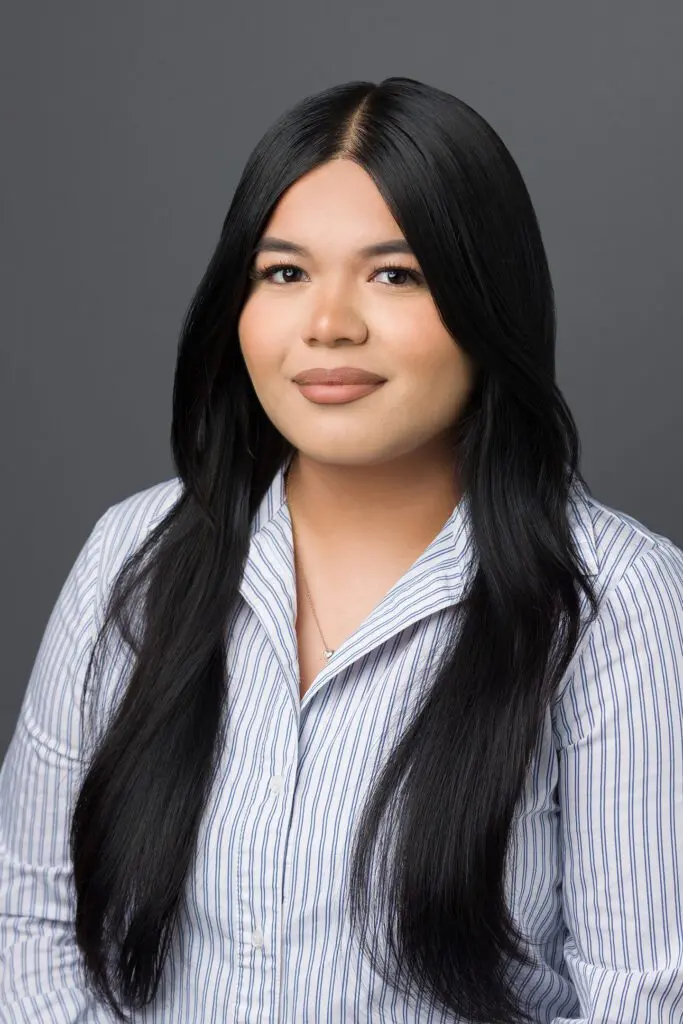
{"left": 551, "top": 538, "right": 683, "bottom": 1023}
{"left": 0, "top": 508, "right": 116, "bottom": 1023}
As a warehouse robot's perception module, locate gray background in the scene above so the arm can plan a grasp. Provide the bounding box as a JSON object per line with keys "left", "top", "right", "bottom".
{"left": 1, "top": 4, "right": 681, "bottom": 759}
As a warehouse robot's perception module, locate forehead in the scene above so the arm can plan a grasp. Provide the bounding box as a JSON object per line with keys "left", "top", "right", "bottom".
{"left": 258, "top": 160, "right": 404, "bottom": 254}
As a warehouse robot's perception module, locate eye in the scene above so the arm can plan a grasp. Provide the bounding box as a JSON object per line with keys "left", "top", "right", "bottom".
{"left": 372, "top": 265, "right": 424, "bottom": 287}
{"left": 250, "top": 263, "right": 305, "bottom": 284}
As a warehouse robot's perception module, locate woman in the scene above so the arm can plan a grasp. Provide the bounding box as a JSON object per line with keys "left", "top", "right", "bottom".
{"left": 1, "top": 76, "right": 682, "bottom": 1024}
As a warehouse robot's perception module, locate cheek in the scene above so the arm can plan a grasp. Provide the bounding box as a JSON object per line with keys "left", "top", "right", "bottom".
{"left": 397, "top": 327, "right": 466, "bottom": 380}
{"left": 238, "top": 305, "right": 279, "bottom": 374}
{"left": 399, "top": 339, "right": 474, "bottom": 415}
{"left": 238, "top": 298, "right": 261, "bottom": 342}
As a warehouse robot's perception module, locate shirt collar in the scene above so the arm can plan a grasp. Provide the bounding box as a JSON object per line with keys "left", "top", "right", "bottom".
{"left": 239, "top": 456, "right": 599, "bottom": 703}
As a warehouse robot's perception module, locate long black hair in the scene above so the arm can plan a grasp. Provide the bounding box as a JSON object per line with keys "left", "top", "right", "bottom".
{"left": 70, "top": 76, "right": 599, "bottom": 1023}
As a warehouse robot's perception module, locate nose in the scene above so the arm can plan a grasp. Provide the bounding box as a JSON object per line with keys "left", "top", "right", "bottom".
{"left": 304, "top": 293, "right": 369, "bottom": 346}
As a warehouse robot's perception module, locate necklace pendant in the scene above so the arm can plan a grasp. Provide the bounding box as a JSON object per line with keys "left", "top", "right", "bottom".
{"left": 323, "top": 649, "right": 334, "bottom": 659}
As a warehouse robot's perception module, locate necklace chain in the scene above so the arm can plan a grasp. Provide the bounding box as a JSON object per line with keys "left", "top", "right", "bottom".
{"left": 285, "top": 468, "right": 335, "bottom": 660}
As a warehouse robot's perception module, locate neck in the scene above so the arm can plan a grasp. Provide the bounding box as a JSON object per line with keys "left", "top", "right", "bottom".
{"left": 284, "top": 448, "right": 463, "bottom": 556}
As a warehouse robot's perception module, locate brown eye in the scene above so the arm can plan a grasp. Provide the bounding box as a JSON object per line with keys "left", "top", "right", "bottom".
{"left": 372, "top": 266, "right": 424, "bottom": 287}
{"left": 250, "top": 263, "right": 303, "bottom": 284}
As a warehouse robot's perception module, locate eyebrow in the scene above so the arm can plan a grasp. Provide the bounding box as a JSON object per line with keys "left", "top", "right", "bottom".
{"left": 252, "top": 236, "right": 415, "bottom": 259}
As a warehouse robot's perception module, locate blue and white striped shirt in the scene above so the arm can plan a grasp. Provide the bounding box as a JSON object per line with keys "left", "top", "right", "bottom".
{"left": 2, "top": 457, "right": 683, "bottom": 1022}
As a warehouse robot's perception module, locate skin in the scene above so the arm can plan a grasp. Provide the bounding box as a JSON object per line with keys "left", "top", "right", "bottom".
{"left": 238, "top": 157, "right": 475, "bottom": 571}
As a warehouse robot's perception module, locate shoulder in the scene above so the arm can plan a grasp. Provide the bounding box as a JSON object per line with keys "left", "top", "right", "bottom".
{"left": 554, "top": 482, "right": 683, "bottom": 725}
{"left": 568, "top": 480, "right": 680, "bottom": 598}
{"left": 99, "top": 476, "right": 183, "bottom": 554}
{"left": 16, "top": 477, "right": 183, "bottom": 761}
{"left": 93, "top": 476, "right": 183, "bottom": 612}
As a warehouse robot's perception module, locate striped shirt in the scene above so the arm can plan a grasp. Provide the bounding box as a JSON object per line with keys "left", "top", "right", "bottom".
{"left": 2, "top": 455, "right": 683, "bottom": 1022}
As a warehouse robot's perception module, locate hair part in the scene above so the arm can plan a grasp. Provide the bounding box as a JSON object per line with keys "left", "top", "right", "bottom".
{"left": 71, "top": 76, "right": 599, "bottom": 1023}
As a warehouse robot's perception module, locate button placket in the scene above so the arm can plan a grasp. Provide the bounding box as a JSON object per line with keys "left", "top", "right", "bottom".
{"left": 245, "top": 775, "right": 284, "bottom": 959}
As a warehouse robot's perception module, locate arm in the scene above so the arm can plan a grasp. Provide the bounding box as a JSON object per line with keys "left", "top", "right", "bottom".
{"left": 0, "top": 509, "right": 114, "bottom": 1023}
{"left": 552, "top": 539, "right": 683, "bottom": 1023}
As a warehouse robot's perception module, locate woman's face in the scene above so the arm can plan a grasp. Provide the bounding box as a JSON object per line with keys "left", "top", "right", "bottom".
{"left": 238, "top": 158, "right": 475, "bottom": 470}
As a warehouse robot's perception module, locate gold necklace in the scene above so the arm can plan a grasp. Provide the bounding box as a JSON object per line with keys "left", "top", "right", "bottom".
{"left": 285, "top": 468, "right": 335, "bottom": 660}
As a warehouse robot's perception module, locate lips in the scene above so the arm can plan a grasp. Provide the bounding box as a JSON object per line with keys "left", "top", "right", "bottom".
{"left": 291, "top": 366, "right": 386, "bottom": 385}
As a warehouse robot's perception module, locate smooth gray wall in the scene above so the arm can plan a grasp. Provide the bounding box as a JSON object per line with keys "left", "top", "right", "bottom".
{"left": 2, "top": 4, "right": 682, "bottom": 758}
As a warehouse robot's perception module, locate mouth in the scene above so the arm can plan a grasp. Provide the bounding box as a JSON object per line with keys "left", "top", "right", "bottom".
{"left": 294, "top": 381, "right": 386, "bottom": 405}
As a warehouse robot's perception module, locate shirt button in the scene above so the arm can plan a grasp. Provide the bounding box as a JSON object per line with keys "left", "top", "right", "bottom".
{"left": 269, "top": 775, "right": 283, "bottom": 794}
{"left": 251, "top": 927, "right": 264, "bottom": 949}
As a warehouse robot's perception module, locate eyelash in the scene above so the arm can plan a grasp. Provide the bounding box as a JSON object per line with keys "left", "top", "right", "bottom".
{"left": 249, "top": 261, "right": 424, "bottom": 287}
